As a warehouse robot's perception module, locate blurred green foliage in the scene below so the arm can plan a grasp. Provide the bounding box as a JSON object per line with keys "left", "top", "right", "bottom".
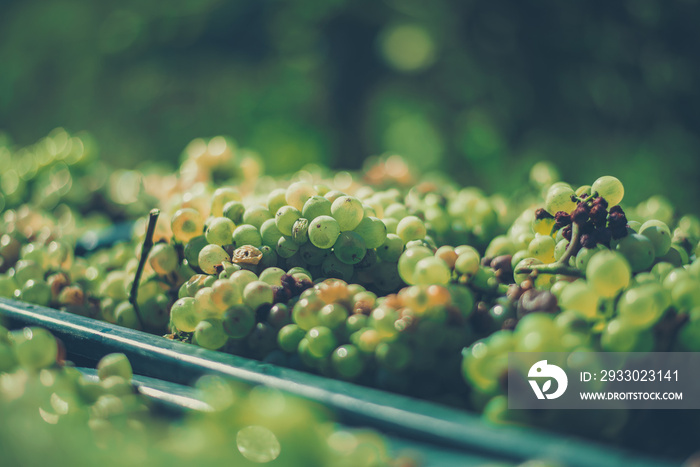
{"left": 1, "top": 0, "right": 699, "bottom": 213}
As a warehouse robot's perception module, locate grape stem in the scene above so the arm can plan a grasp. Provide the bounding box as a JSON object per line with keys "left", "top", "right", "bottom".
{"left": 129, "top": 209, "right": 160, "bottom": 328}
{"left": 515, "top": 222, "right": 584, "bottom": 278}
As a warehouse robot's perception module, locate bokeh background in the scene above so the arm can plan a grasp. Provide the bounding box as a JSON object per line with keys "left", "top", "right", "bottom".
{"left": 1, "top": 0, "right": 699, "bottom": 213}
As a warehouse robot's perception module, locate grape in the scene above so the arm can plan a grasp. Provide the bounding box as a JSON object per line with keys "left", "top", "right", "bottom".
{"left": 210, "top": 187, "right": 242, "bottom": 217}
{"left": 242, "top": 206, "right": 273, "bottom": 230}
{"left": 232, "top": 225, "right": 262, "bottom": 248}
{"left": 97, "top": 353, "right": 133, "bottom": 381}
{"left": 267, "top": 304, "right": 290, "bottom": 328}
{"left": 586, "top": 250, "right": 630, "bottom": 298}
{"left": 331, "top": 196, "right": 364, "bottom": 231}
{"left": 346, "top": 314, "right": 368, "bottom": 334}
{"left": 376, "top": 341, "right": 410, "bottom": 371}
{"left": 383, "top": 217, "right": 398, "bottom": 234}
{"left": 275, "top": 206, "right": 301, "bottom": 236}
{"left": 12, "top": 327, "right": 57, "bottom": 370}
{"left": 639, "top": 220, "right": 672, "bottom": 257}
{"left": 544, "top": 184, "right": 576, "bottom": 214}
{"left": 591, "top": 175, "right": 624, "bottom": 206}
{"left": 47, "top": 240, "right": 73, "bottom": 269}
{"left": 194, "top": 318, "right": 228, "bottom": 350}
{"left": 171, "top": 208, "right": 204, "bottom": 243}
{"left": 413, "top": 257, "right": 451, "bottom": 286}
{"left": 657, "top": 244, "right": 686, "bottom": 267}
{"left": 321, "top": 255, "right": 354, "bottom": 282}
{"left": 223, "top": 200, "right": 246, "bottom": 224}
{"left": 332, "top": 345, "right": 364, "bottom": 379}
{"left": 575, "top": 244, "right": 605, "bottom": 271}
{"left": 211, "top": 279, "right": 242, "bottom": 308}
{"left": 559, "top": 280, "right": 598, "bottom": 319}
{"left": 286, "top": 181, "right": 317, "bottom": 210}
{"left": 528, "top": 235, "right": 556, "bottom": 263}
{"left": 554, "top": 239, "right": 568, "bottom": 261}
{"left": 292, "top": 296, "right": 324, "bottom": 330}
{"left": 513, "top": 258, "right": 543, "bottom": 285}
{"left": 114, "top": 302, "right": 141, "bottom": 329}
{"left": 292, "top": 218, "right": 309, "bottom": 245}
{"left": 385, "top": 203, "right": 409, "bottom": 220}
{"left": 333, "top": 231, "right": 367, "bottom": 265}
{"left": 302, "top": 195, "right": 332, "bottom": 220}
{"left": 276, "top": 236, "right": 300, "bottom": 258}
{"left": 617, "top": 283, "right": 666, "bottom": 328}
{"left": 299, "top": 243, "right": 329, "bottom": 266}
{"left": 308, "top": 216, "right": 341, "bottom": 249}
{"left": 267, "top": 188, "right": 288, "bottom": 214}
{"left": 198, "top": 244, "right": 231, "bottom": 275}
{"left": 277, "top": 324, "right": 306, "bottom": 353}
{"left": 376, "top": 234, "right": 404, "bottom": 262}
{"left": 20, "top": 279, "right": 51, "bottom": 306}
{"left": 353, "top": 217, "right": 387, "bottom": 250}
{"left": 455, "top": 250, "right": 480, "bottom": 276}
{"left": 205, "top": 217, "right": 236, "bottom": 246}
{"left": 0, "top": 274, "right": 17, "bottom": 298}
{"left": 614, "top": 233, "right": 655, "bottom": 272}
{"left": 222, "top": 304, "right": 256, "bottom": 338}
{"left": 14, "top": 260, "right": 44, "bottom": 283}
{"left": 396, "top": 216, "right": 426, "bottom": 243}
{"left": 306, "top": 326, "right": 337, "bottom": 358}
{"left": 184, "top": 235, "right": 209, "bottom": 270}
{"left": 259, "top": 267, "right": 286, "bottom": 286}
{"left": 230, "top": 269, "right": 259, "bottom": 293}
{"left": 319, "top": 303, "right": 349, "bottom": 329}
{"left": 671, "top": 279, "right": 700, "bottom": 311}
{"left": 171, "top": 297, "right": 200, "bottom": 332}
{"left": 148, "top": 242, "right": 178, "bottom": 275}
{"left": 260, "top": 219, "right": 284, "bottom": 247}
{"left": 397, "top": 246, "right": 432, "bottom": 285}
{"left": 243, "top": 281, "right": 274, "bottom": 310}
{"left": 601, "top": 319, "right": 653, "bottom": 352}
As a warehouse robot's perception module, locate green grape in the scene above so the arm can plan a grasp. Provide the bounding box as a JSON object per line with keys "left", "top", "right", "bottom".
{"left": 258, "top": 245, "right": 277, "bottom": 270}
{"left": 277, "top": 324, "right": 306, "bottom": 353}
{"left": 232, "top": 225, "right": 262, "bottom": 248}
{"left": 413, "top": 257, "right": 451, "bottom": 286}
{"left": 586, "top": 250, "right": 630, "bottom": 298}
{"left": 513, "top": 258, "right": 543, "bottom": 284}
{"left": 292, "top": 296, "right": 324, "bottom": 330}
{"left": 656, "top": 244, "right": 687, "bottom": 267}
{"left": 485, "top": 236, "right": 516, "bottom": 258}
{"left": 259, "top": 267, "right": 286, "bottom": 286}
{"left": 306, "top": 326, "right": 337, "bottom": 358}
{"left": 277, "top": 236, "right": 300, "bottom": 258}
{"left": 205, "top": 217, "right": 236, "bottom": 246}
{"left": 260, "top": 219, "right": 284, "bottom": 247}
{"left": 211, "top": 279, "right": 242, "bottom": 308}
{"left": 332, "top": 345, "right": 364, "bottom": 379}
{"left": 333, "top": 231, "right": 367, "bottom": 265}
{"left": 275, "top": 206, "right": 301, "bottom": 236}
{"left": 20, "top": 279, "right": 51, "bottom": 306}
{"left": 223, "top": 200, "right": 246, "bottom": 224}
{"left": 671, "top": 279, "right": 700, "bottom": 311}
{"left": 353, "top": 217, "right": 387, "bottom": 250}
{"left": 302, "top": 195, "right": 332, "bottom": 220}
{"left": 12, "top": 327, "right": 57, "bottom": 370}
{"left": 618, "top": 283, "right": 666, "bottom": 328}
{"left": 242, "top": 206, "right": 273, "bottom": 230}
{"left": 553, "top": 239, "right": 568, "bottom": 261}
{"left": 114, "top": 301, "right": 141, "bottom": 330}
{"left": 195, "top": 287, "right": 223, "bottom": 319}
{"left": 210, "top": 187, "right": 242, "bottom": 217}
{"left": 230, "top": 269, "right": 259, "bottom": 293}
{"left": 47, "top": 240, "right": 73, "bottom": 269}
{"left": 222, "top": 304, "right": 256, "bottom": 338}
{"left": 292, "top": 218, "right": 310, "bottom": 245}
{"left": 286, "top": 181, "right": 317, "bottom": 210}
{"left": 639, "top": 220, "right": 672, "bottom": 257}
{"left": 376, "top": 341, "right": 410, "bottom": 371}
{"left": 614, "top": 233, "right": 655, "bottom": 272}
{"left": 383, "top": 217, "right": 399, "bottom": 234}
{"left": 243, "top": 281, "right": 274, "bottom": 310}
{"left": 385, "top": 203, "right": 409, "bottom": 220}
{"left": 434, "top": 245, "right": 458, "bottom": 269}
{"left": 198, "top": 244, "right": 231, "bottom": 275}
{"left": 171, "top": 208, "right": 204, "bottom": 243}
{"left": 140, "top": 293, "right": 170, "bottom": 329}
{"left": 0, "top": 274, "right": 17, "bottom": 298}
{"left": 331, "top": 196, "right": 364, "bottom": 231}
{"left": 184, "top": 235, "right": 208, "bottom": 270}
{"left": 591, "top": 175, "right": 624, "bottom": 206}
{"left": 218, "top": 261, "right": 242, "bottom": 280}
{"left": 559, "top": 280, "right": 598, "bottom": 319}
{"left": 678, "top": 311, "right": 700, "bottom": 351}
{"left": 322, "top": 190, "right": 344, "bottom": 203}
{"left": 575, "top": 244, "right": 606, "bottom": 271}
{"left": 267, "top": 188, "right": 288, "bottom": 214}
{"left": 455, "top": 250, "right": 480, "bottom": 276}
{"left": 97, "top": 353, "right": 133, "bottom": 381}
{"left": 376, "top": 234, "right": 404, "bottom": 262}
{"left": 321, "top": 255, "right": 354, "bottom": 282}
{"left": 319, "top": 303, "right": 349, "bottom": 329}
{"left": 346, "top": 314, "right": 368, "bottom": 334}
{"left": 545, "top": 184, "right": 576, "bottom": 214}
{"left": 528, "top": 235, "right": 556, "bottom": 263}
{"left": 194, "top": 318, "right": 228, "bottom": 350}
{"left": 14, "top": 260, "right": 44, "bottom": 283}
{"left": 397, "top": 246, "right": 433, "bottom": 285}
{"left": 308, "top": 216, "right": 341, "bottom": 249}
{"left": 171, "top": 297, "right": 200, "bottom": 332}
{"left": 299, "top": 242, "right": 329, "bottom": 266}
{"left": 148, "top": 242, "right": 178, "bottom": 275}
{"left": 396, "top": 216, "right": 426, "bottom": 243}
{"left": 601, "top": 319, "right": 654, "bottom": 352}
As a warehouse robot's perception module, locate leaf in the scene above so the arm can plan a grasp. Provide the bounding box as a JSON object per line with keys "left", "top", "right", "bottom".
{"left": 542, "top": 380, "right": 552, "bottom": 393}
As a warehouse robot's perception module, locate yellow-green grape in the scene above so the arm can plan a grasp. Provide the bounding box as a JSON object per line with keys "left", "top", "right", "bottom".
{"left": 455, "top": 250, "right": 480, "bottom": 276}
{"left": 545, "top": 184, "right": 576, "bottom": 214}
{"left": 260, "top": 218, "right": 284, "bottom": 248}
{"left": 198, "top": 244, "right": 231, "bottom": 275}
{"left": 591, "top": 175, "right": 624, "bottom": 206}
{"left": 639, "top": 220, "right": 672, "bottom": 257}
{"left": 532, "top": 214, "right": 555, "bottom": 236}
{"left": 528, "top": 235, "right": 556, "bottom": 263}
{"left": 671, "top": 279, "right": 700, "bottom": 311}
{"left": 267, "top": 188, "right": 288, "bottom": 214}
{"left": 586, "top": 250, "right": 631, "bottom": 298}
{"left": 575, "top": 185, "right": 592, "bottom": 197}
{"left": 148, "top": 242, "right": 178, "bottom": 276}
{"left": 242, "top": 206, "right": 273, "bottom": 230}
{"left": 396, "top": 216, "right": 426, "bottom": 243}
{"left": 275, "top": 206, "right": 301, "bottom": 236}
{"left": 413, "top": 257, "right": 451, "bottom": 285}
{"left": 618, "top": 283, "right": 667, "bottom": 328}
{"left": 286, "top": 181, "right": 317, "bottom": 210}
{"left": 308, "top": 216, "right": 341, "bottom": 249}
{"left": 302, "top": 195, "right": 332, "bottom": 220}
{"left": 115, "top": 301, "right": 141, "bottom": 329}
{"left": 194, "top": 318, "right": 228, "bottom": 350}
{"left": 171, "top": 297, "right": 200, "bottom": 332}
{"left": 397, "top": 246, "right": 433, "bottom": 284}
{"left": 554, "top": 239, "right": 568, "bottom": 261}
{"left": 529, "top": 161, "right": 560, "bottom": 188}
{"left": 232, "top": 225, "right": 262, "bottom": 248}
{"left": 11, "top": 327, "right": 57, "bottom": 370}
{"left": 331, "top": 196, "right": 365, "bottom": 232}
{"left": 559, "top": 280, "right": 599, "bottom": 319}
{"left": 485, "top": 235, "right": 516, "bottom": 258}
{"left": 223, "top": 200, "right": 246, "bottom": 224}
{"left": 211, "top": 279, "right": 242, "bottom": 308}
{"left": 376, "top": 234, "right": 404, "bottom": 262}
{"left": 353, "top": 217, "right": 387, "bottom": 249}
{"left": 97, "top": 353, "right": 133, "bottom": 381}
{"left": 211, "top": 187, "right": 242, "bottom": 217}
{"left": 575, "top": 244, "right": 606, "bottom": 271}
{"left": 243, "top": 281, "right": 274, "bottom": 310}
{"left": 171, "top": 208, "right": 204, "bottom": 243}
{"left": 513, "top": 258, "right": 543, "bottom": 284}
{"left": 614, "top": 233, "right": 655, "bottom": 272}
{"left": 205, "top": 217, "right": 236, "bottom": 246}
